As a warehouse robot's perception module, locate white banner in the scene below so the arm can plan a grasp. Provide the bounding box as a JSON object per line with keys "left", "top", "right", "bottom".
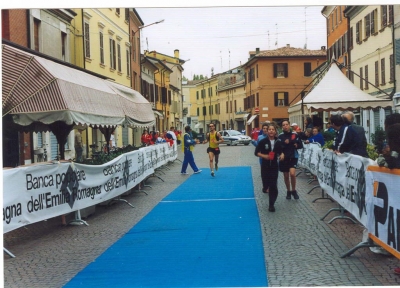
{"left": 298, "top": 145, "right": 377, "bottom": 226}
{"left": 3, "top": 142, "right": 178, "bottom": 234}
{"left": 366, "top": 167, "right": 400, "bottom": 259}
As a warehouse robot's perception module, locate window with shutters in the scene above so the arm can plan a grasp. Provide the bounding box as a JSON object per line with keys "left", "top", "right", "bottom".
{"left": 234, "top": 100, "right": 237, "bottom": 112}
{"left": 197, "top": 107, "right": 199, "bottom": 116}
{"left": 375, "top": 61, "right": 379, "bottom": 86}
{"left": 116, "top": 8, "right": 120, "bottom": 15}
{"left": 126, "top": 48, "right": 130, "bottom": 76}
{"left": 381, "top": 5, "right": 387, "bottom": 29}
{"left": 356, "top": 20, "right": 362, "bottom": 44}
{"left": 196, "top": 91, "right": 199, "bottom": 100}
{"left": 226, "top": 101, "right": 228, "bottom": 113}
{"left": 132, "top": 33, "right": 136, "bottom": 62}
{"left": 304, "top": 62, "right": 311, "bottom": 77}
{"left": 84, "top": 22, "right": 90, "bottom": 58}
{"left": 388, "top": 5, "right": 393, "bottom": 25}
{"left": 359, "top": 67, "right": 363, "bottom": 90}
{"left": 274, "top": 92, "right": 288, "bottom": 107}
{"left": 61, "top": 32, "right": 66, "bottom": 61}
{"left": 99, "top": 32, "right": 104, "bottom": 64}
{"left": 273, "top": 63, "right": 288, "bottom": 78}
{"left": 370, "top": 9, "right": 377, "bottom": 35}
{"left": 203, "top": 106, "right": 206, "bottom": 116}
{"left": 117, "top": 43, "right": 121, "bottom": 72}
{"left": 109, "top": 38, "right": 116, "bottom": 70}
{"left": 381, "top": 58, "right": 386, "bottom": 85}
{"left": 364, "top": 65, "right": 369, "bottom": 90}
{"left": 390, "top": 54, "right": 394, "bottom": 83}
{"left": 364, "top": 14, "right": 370, "bottom": 39}
{"left": 125, "top": 8, "right": 129, "bottom": 22}
{"left": 349, "top": 27, "right": 353, "bottom": 50}
{"left": 168, "top": 90, "right": 171, "bottom": 105}
{"left": 256, "top": 93, "right": 259, "bottom": 106}
{"left": 155, "top": 85, "right": 159, "bottom": 102}
{"left": 33, "top": 18, "right": 40, "bottom": 52}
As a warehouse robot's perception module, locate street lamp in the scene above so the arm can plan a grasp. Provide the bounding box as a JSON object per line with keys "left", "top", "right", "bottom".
{"left": 138, "top": 19, "right": 165, "bottom": 31}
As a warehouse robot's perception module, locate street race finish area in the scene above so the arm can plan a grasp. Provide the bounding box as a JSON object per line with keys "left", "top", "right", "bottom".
{"left": 64, "top": 166, "right": 267, "bottom": 287}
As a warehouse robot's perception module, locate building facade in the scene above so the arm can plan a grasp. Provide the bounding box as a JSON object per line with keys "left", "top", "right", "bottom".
{"left": 244, "top": 45, "right": 327, "bottom": 131}
{"left": 344, "top": 5, "right": 395, "bottom": 141}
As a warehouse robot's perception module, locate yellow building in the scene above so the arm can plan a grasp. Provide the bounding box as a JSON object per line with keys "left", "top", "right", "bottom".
{"left": 144, "top": 50, "right": 187, "bottom": 131}
{"left": 70, "top": 8, "right": 134, "bottom": 154}
{"left": 191, "top": 75, "right": 220, "bottom": 134}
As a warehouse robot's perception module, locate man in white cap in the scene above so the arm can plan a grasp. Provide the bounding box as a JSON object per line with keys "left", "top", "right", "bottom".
{"left": 291, "top": 123, "right": 302, "bottom": 133}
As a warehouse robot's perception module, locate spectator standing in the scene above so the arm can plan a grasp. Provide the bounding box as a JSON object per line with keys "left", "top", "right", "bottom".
{"left": 305, "top": 127, "right": 325, "bottom": 146}
{"left": 74, "top": 127, "right": 84, "bottom": 162}
{"left": 329, "top": 114, "right": 367, "bottom": 157}
{"left": 342, "top": 111, "right": 367, "bottom": 151}
{"left": 325, "top": 122, "right": 335, "bottom": 132}
{"left": 255, "top": 124, "right": 283, "bottom": 211}
{"left": 251, "top": 127, "right": 260, "bottom": 141}
{"left": 166, "top": 127, "right": 177, "bottom": 141}
{"left": 304, "top": 116, "right": 314, "bottom": 130}
{"left": 291, "top": 123, "right": 302, "bottom": 133}
{"left": 278, "top": 120, "right": 303, "bottom": 200}
{"left": 109, "top": 131, "right": 116, "bottom": 148}
{"left": 141, "top": 130, "right": 152, "bottom": 146}
{"left": 180, "top": 125, "right": 202, "bottom": 175}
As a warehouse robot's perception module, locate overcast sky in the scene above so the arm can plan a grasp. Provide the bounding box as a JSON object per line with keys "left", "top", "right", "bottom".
{"left": 5, "top": 0, "right": 390, "bottom": 80}
{"left": 136, "top": 6, "right": 327, "bottom": 79}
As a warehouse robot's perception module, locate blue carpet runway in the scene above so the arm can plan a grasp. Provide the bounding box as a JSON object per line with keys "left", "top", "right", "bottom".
{"left": 65, "top": 167, "right": 268, "bottom": 287}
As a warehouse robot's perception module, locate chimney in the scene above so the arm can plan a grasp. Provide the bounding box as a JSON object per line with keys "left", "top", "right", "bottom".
{"left": 286, "top": 44, "right": 290, "bottom": 48}
{"left": 321, "top": 46, "right": 326, "bottom": 51}
{"left": 256, "top": 48, "right": 260, "bottom": 54}
{"left": 174, "top": 49, "right": 179, "bottom": 59}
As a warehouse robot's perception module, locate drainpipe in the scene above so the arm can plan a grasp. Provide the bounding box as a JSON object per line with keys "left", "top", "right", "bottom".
{"left": 81, "top": 9, "right": 85, "bottom": 70}
{"left": 390, "top": 13, "right": 396, "bottom": 101}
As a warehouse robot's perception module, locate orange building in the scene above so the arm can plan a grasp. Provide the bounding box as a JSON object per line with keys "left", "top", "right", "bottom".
{"left": 243, "top": 45, "right": 326, "bottom": 131}
{"left": 322, "top": 5, "right": 349, "bottom": 76}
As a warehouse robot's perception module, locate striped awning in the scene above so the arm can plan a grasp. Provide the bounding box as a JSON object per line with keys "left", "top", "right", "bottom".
{"left": 2, "top": 44, "right": 155, "bottom": 128}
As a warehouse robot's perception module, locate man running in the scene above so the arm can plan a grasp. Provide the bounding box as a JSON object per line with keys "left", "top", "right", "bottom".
{"left": 203, "top": 123, "right": 223, "bottom": 177}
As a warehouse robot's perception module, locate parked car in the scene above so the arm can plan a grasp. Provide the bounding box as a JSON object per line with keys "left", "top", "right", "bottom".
{"left": 218, "top": 130, "right": 252, "bottom": 146}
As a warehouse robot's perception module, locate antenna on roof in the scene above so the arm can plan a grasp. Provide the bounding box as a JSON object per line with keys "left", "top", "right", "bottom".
{"left": 304, "top": 7, "right": 308, "bottom": 49}
{"left": 220, "top": 51, "right": 222, "bottom": 71}
{"left": 146, "top": 37, "right": 149, "bottom": 51}
{"left": 229, "top": 49, "right": 230, "bottom": 70}
{"left": 275, "top": 23, "right": 278, "bottom": 47}
{"left": 268, "top": 30, "right": 270, "bottom": 50}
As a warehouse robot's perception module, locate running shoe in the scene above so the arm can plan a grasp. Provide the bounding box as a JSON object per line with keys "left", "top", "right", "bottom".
{"left": 194, "top": 170, "right": 202, "bottom": 174}
{"left": 211, "top": 170, "right": 215, "bottom": 177}
{"left": 181, "top": 172, "right": 189, "bottom": 175}
{"left": 215, "top": 163, "right": 218, "bottom": 171}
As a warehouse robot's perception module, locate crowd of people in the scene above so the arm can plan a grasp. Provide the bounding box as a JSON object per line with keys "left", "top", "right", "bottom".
{"left": 140, "top": 127, "right": 182, "bottom": 147}
{"left": 251, "top": 112, "right": 400, "bottom": 213}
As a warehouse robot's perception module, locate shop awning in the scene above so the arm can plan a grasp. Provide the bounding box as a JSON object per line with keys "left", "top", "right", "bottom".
{"left": 153, "top": 110, "right": 164, "bottom": 119}
{"left": 2, "top": 43, "right": 155, "bottom": 128}
{"left": 288, "top": 63, "right": 393, "bottom": 113}
{"left": 246, "top": 114, "right": 258, "bottom": 125}
{"left": 235, "top": 113, "right": 249, "bottom": 120}
{"left": 194, "top": 123, "right": 203, "bottom": 128}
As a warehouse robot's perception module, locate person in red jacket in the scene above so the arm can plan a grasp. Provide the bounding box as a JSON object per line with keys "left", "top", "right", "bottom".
{"left": 141, "top": 130, "right": 152, "bottom": 146}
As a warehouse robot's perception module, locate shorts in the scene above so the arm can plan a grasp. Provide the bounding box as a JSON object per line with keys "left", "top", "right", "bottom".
{"left": 279, "top": 158, "right": 298, "bottom": 172}
{"left": 207, "top": 147, "right": 221, "bottom": 155}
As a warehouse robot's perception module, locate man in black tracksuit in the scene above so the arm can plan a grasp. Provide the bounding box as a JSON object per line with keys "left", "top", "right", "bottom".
{"left": 255, "top": 123, "right": 283, "bottom": 211}
{"left": 278, "top": 120, "right": 303, "bottom": 200}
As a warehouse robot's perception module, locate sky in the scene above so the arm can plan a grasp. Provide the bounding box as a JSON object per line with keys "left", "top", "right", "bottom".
{"left": 136, "top": 6, "right": 327, "bottom": 79}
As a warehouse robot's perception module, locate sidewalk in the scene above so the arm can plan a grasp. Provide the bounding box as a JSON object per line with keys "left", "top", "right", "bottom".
{"left": 3, "top": 144, "right": 400, "bottom": 287}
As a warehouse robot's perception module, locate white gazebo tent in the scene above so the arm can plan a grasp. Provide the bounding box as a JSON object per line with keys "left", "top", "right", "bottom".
{"left": 288, "top": 62, "right": 393, "bottom": 131}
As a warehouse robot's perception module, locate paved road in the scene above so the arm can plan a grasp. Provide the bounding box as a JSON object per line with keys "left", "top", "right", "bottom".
{"left": 4, "top": 144, "right": 400, "bottom": 287}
